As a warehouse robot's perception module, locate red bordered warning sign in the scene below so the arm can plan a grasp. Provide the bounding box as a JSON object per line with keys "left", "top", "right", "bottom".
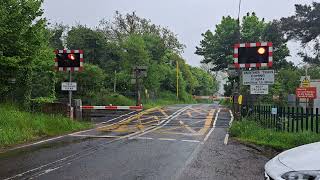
{"left": 233, "top": 42, "right": 273, "bottom": 69}
{"left": 296, "top": 87, "right": 317, "bottom": 99}
{"left": 54, "top": 49, "right": 84, "bottom": 72}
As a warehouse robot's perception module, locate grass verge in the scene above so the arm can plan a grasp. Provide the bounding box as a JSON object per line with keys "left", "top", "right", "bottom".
{"left": 230, "top": 119, "right": 320, "bottom": 150}
{"left": 0, "top": 104, "right": 92, "bottom": 148}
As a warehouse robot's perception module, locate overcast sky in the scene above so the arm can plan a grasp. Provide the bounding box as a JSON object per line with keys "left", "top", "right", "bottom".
{"left": 42, "top": 0, "right": 315, "bottom": 66}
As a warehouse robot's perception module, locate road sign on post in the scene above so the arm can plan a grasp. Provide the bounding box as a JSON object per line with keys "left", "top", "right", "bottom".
{"left": 250, "top": 85, "right": 269, "bottom": 94}
{"left": 61, "top": 82, "right": 77, "bottom": 91}
{"left": 242, "top": 70, "right": 274, "bottom": 85}
{"left": 296, "top": 87, "right": 317, "bottom": 99}
{"left": 301, "top": 79, "right": 310, "bottom": 87}
{"left": 234, "top": 42, "right": 273, "bottom": 68}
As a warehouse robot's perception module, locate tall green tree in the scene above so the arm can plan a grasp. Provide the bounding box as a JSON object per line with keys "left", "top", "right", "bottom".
{"left": 48, "top": 23, "right": 68, "bottom": 49}
{"left": 99, "top": 11, "right": 185, "bottom": 54}
{"left": 191, "top": 67, "right": 217, "bottom": 96}
{"left": 281, "top": 2, "right": 320, "bottom": 64}
{"left": 195, "top": 16, "right": 239, "bottom": 71}
{"left": 0, "top": 0, "right": 48, "bottom": 107}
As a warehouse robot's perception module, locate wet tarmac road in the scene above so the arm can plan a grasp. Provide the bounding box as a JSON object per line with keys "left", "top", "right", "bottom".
{"left": 0, "top": 104, "right": 268, "bottom": 180}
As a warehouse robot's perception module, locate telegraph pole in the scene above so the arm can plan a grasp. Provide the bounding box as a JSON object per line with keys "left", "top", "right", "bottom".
{"left": 135, "top": 69, "right": 140, "bottom": 106}
{"left": 113, "top": 70, "right": 117, "bottom": 93}
{"left": 176, "top": 60, "right": 179, "bottom": 99}
{"left": 235, "top": 0, "right": 242, "bottom": 116}
{"left": 69, "top": 71, "right": 72, "bottom": 106}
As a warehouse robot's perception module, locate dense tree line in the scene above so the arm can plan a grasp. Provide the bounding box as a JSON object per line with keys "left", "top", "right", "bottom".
{"left": 0, "top": 1, "right": 218, "bottom": 108}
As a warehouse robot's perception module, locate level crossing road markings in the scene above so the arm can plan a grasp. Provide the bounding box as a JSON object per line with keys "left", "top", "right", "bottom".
{"left": 187, "top": 107, "right": 209, "bottom": 115}
{"left": 179, "top": 120, "right": 197, "bottom": 133}
{"left": 128, "top": 105, "right": 191, "bottom": 139}
{"left": 131, "top": 107, "right": 219, "bottom": 143}
{"left": 69, "top": 106, "right": 185, "bottom": 139}
{"left": 153, "top": 109, "right": 216, "bottom": 136}
{"left": 202, "top": 108, "right": 221, "bottom": 144}
{"left": 73, "top": 107, "right": 170, "bottom": 137}
{"left": 69, "top": 107, "right": 168, "bottom": 138}
{"left": 186, "top": 110, "right": 192, "bottom": 117}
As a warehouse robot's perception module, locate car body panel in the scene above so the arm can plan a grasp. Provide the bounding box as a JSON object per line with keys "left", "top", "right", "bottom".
{"left": 278, "top": 142, "right": 320, "bottom": 170}
{"left": 265, "top": 142, "right": 320, "bottom": 180}
{"left": 265, "top": 155, "right": 293, "bottom": 180}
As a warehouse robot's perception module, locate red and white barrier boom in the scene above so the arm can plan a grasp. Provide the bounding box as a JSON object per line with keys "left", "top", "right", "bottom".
{"left": 80, "top": 105, "right": 143, "bottom": 110}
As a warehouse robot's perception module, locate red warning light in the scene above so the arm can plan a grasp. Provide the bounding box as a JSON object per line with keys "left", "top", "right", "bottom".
{"left": 68, "top": 54, "right": 76, "bottom": 60}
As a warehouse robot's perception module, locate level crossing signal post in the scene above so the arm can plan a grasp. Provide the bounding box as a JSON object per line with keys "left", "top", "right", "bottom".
{"left": 132, "top": 66, "right": 147, "bottom": 106}
{"left": 54, "top": 49, "right": 84, "bottom": 119}
{"left": 231, "top": 42, "right": 274, "bottom": 120}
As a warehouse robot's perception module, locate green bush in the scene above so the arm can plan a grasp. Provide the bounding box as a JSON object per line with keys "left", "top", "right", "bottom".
{"left": 143, "top": 91, "right": 196, "bottom": 109}
{"left": 0, "top": 104, "right": 92, "bottom": 148}
{"left": 230, "top": 120, "right": 320, "bottom": 150}
{"left": 103, "top": 93, "right": 135, "bottom": 106}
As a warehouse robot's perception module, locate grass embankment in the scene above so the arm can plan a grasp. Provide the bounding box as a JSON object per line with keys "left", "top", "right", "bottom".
{"left": 230, "top": 120, "right": 320, "bottom": 150}
{"left": 0, "top": 104, "right": 92, "bottom": 148}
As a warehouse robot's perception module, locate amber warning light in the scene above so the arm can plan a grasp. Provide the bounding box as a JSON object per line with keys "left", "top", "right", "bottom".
{"left": 257, "top": 47, "right": 266, "bottom": 55}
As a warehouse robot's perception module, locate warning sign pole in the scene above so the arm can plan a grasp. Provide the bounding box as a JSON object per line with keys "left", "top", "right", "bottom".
{"left": 68, "top": 71, "right": 74, "bottom": 119}
{"left": 69, "top": 71, "right": 72, "bottom": 107}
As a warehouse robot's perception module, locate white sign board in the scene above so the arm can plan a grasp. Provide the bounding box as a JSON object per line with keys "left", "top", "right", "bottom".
{"left": 271, "top": 108, "right": 277, "bottom": 115}
{"left": 61, "top": 82, "right": 77, "bottom": 91}
{"left": 243, "top": 70, "right": 274, "bottom": 85}
{"left": 300, "top": 76, "right": 310, "bottom": 81}
{"left": 250, "top": 85, "right": 269, "bottom": 94}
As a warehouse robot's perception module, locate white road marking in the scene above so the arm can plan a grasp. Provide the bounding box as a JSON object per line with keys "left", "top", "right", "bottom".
{"left": 1, "top": 136, "right": 66, "bottom": 153}
{"left": 202, "top": 108, "right": 220, "bottom": 144}
{"left": 229, "top": 109, "right": 234, "bottom": 127}
{"left": 69, "top": 134, "right": 121, "bottom": 138}
{"left": 181, "top": 140, "right": 200, "bottom": 143}
{"left": 29, "top": 165, "right": 64, "bottom": 179}
{"left": 224, "top": 110, "right": 234, "bottom": 145}
{"left": 96, "top": 111, "right": 136, "bottom": 125}
{"left": 135, "top": 137, "right": 153, "bottom": 140}
{"left": 158, "top": 138, "right": 176, "bottom": 141}
{"left": 224, "top": 134, "right": 229, "bottom": 145}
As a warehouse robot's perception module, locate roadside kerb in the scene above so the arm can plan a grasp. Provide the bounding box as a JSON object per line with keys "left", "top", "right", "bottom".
{"left": 224, "top": 109, "right": 234, "bottom": 145}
